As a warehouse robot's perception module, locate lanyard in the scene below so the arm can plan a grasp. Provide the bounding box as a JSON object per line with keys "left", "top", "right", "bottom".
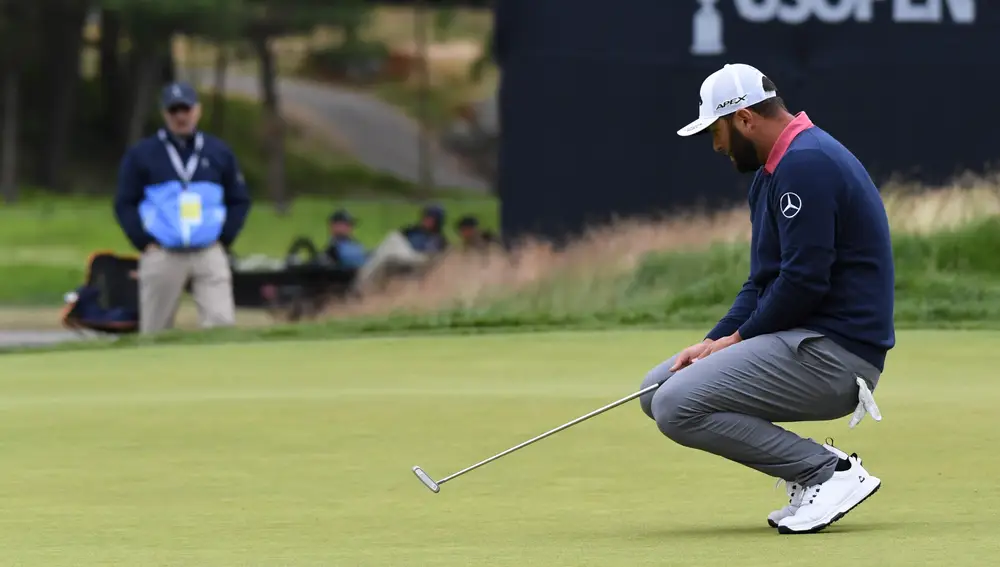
{"left": 158, "top": 129, "right": 204, "bottom": 188}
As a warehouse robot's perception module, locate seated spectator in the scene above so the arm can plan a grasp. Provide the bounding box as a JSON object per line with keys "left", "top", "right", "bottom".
{"left": 324, "top": 209, "right": 368, "bottom": 269}
{"left": 353, "top": 204, "right": 450, "bottom": 292}
{"left": 400, "top": 205, "right": 449, "bottom": 254}
{"left": 455, "top": 215, "right": 499, "bottom": 251}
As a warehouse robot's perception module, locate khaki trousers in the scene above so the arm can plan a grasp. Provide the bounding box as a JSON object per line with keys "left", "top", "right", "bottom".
{"left": 138, "top": 243, "right": 235, "bottom": 334}
{"left": 353, "top": 231, "right": 430, "bottom": 292}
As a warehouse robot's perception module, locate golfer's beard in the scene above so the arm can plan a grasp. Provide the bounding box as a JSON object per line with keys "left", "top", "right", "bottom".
{"left": 729, "top": 127, "right": 762, "bottom": 173}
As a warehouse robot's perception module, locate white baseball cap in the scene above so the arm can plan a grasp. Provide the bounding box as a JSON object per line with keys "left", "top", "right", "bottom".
{"left": 677, "top": 63, "right": 777, "bottom": 137}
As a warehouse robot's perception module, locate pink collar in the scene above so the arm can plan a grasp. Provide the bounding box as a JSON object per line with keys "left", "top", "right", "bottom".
{"left": 764, "top": 112, "right": 814, "bottom": 174}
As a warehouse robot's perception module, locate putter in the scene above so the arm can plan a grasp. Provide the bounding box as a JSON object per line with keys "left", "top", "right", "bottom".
{"left": 412, "top": 382, "right": 661, "bottom": 493}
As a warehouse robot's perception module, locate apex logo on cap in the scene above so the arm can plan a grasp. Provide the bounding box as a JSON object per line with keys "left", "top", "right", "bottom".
{"left": 716, "top": 94, "right": 747, "bottom": 111}
{"left": 172, "top": 85, "right": 182, "bottom": 97}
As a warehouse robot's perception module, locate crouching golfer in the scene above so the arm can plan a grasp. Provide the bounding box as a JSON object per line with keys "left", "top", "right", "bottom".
{"left": 639, "top": 64, "right": 894, "bottom": 534}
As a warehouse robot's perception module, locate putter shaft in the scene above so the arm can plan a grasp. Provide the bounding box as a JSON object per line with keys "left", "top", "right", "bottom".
{"left": 434, "top": 382, "right": 661, "bottom": 486}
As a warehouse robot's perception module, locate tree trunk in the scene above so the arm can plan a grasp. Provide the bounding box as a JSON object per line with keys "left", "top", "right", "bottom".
{"left": 252, "top": 33, "right": 287, "bottom": 214}
{"left": 125, "top": 44, "right": 164, "bottom": 149}
{"left": 162, "top": 47, "right": 176, "bottom": 84}
{"left": 99, "top": 8, "right": 125, "bottom": 143}
{"left": 414, "top": 1, "right": 435, "bottom": 197}
{"left": 39, "top": 0, "right": 88, "bottom": 191}
{"left": 0, "top": 69, "right": 18, "bottom": 204}
{"left": 210, "top": 44, "right": 228, "bottom": 134}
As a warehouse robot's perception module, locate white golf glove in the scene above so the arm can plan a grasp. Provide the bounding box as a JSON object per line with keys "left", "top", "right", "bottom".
{"left": 848, "top": 375, "right": 882, "bottom": 428}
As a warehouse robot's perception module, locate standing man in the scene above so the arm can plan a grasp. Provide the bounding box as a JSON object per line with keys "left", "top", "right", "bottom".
{"left": 114, "top": 81, "right": 251, "bottom": 334}
{"left": 638, "top": 64, "right": 894, "bottom": 534}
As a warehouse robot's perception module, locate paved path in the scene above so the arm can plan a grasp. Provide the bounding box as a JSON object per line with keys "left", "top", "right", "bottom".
{"left": 185, "top": 71, "right": 490, "bottom": 193}
{"left": 0, "top": 330, "right": 96, "bottom": 349}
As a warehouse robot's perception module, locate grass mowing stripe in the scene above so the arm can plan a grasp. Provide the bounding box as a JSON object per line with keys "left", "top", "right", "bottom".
{"left": 0, "top": 330, "right": 995, "bottom": 565}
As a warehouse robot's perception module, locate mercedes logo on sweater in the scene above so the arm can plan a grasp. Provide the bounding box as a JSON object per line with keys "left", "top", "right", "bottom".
{"left": 780, "top": 192, "right": 802, "bottom": 218}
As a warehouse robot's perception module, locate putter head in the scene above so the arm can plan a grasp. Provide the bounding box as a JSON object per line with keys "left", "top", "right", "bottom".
{"left": 412, "top": 466, "right": 440, "bottom": 493}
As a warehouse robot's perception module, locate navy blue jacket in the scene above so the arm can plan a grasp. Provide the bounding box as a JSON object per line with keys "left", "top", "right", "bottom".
{"left": 114, "top": 130, "right": 251, "bottom": 251}
{"left": 706, "top": 113, "right": 895, "bottom": 371}
{"left": 401, "top": 225, "right": 448, "bottom": 254}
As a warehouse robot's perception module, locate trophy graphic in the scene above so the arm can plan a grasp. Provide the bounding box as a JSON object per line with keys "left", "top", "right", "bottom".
{"left": 691, "top": 0, "right": 724, "bottom": 56}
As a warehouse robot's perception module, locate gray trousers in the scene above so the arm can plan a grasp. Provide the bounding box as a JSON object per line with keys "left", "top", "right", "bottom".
{"left": 639, "top": 329, "right": 880, "bottom": 487}
{"left": 138, "top": 243, "right": 236, "bottom": 334}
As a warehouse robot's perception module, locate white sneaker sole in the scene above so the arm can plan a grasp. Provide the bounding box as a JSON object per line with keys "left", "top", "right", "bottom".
{"left": 767, "top": 514, "right": 790, "bottom": 529}
{"left": 777, "top": 476, "right": 881, "bottom": 535}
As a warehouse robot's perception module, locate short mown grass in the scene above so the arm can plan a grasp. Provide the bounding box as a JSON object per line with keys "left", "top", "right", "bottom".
{"left": 3, "top": 330, "right": 993, "bottom": 565}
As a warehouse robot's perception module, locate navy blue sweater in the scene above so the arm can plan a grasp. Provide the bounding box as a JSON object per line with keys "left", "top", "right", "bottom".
{"left": 706, "top": 114, "right": 895, "bottom": 371}
{"left": 114, "top": 130, "right": 251, "bottom": 251}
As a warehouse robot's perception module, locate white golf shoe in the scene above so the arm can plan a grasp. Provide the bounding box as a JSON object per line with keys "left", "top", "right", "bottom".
{"left": 766, "top": 441, "right": 860, "bottom": 528}
{"left": 777, "top": 447, "right": 880, "bottom": 534}
{"left": 767, "top": 481, "right": 803, "bottom": 528}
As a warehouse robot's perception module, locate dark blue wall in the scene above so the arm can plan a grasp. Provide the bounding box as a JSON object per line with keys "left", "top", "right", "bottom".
{"left": 494, "top": 0, "right": 999, "bottom": 243}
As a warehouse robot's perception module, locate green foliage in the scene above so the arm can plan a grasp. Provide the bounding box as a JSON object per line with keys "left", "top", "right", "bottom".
{"left": 243, "top": 0, "right": 373, "bottom": 36}
{"left": 97, "top": 0, "right": 372, "bottom": 39}
{"left": 99, "top": 0, "right": 246, "bottom": 39}
{"left": 299, "top": 41, "right": 392, "bottom": 84}
{"left": 4, "top": 0, "right": 401, "bottom": 209}
{"left": 469, "top": 33, "right": 494, "bottom": 83}
{"left": 371, "top": 79, "right": 474, "bottom": 129}
{"left": 433, "top": 8, "right": 459, "bottom": 39}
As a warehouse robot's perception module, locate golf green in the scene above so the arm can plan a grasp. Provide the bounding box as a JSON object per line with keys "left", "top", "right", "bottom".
{"left": 0, "top": 330, "right": 993, "bottom": 566}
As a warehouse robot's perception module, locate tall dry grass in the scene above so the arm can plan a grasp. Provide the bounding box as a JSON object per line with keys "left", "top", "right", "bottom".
{"left": 881, "top": 178, "right": 1000, "bottom": 234}
{"left": 324, "top": 181, "right": 1000, "bottom": 320}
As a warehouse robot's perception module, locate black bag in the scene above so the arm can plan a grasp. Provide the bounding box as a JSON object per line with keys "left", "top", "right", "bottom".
{"left": 62, "top": 251, "right": 140, "bottom": 334}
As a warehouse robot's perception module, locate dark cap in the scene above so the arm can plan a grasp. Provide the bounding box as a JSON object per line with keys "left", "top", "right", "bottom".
{"left": 329, "top": 209, "right": 355, "bottom": 224}
{"left": 161, "top": 82, "right": 199, "bottom": 109}
{"left": 456, "top": 215, "right": 479, "bottom": 229}
{"left": 421, "top": 204, "right": 445, "bottom": 221}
